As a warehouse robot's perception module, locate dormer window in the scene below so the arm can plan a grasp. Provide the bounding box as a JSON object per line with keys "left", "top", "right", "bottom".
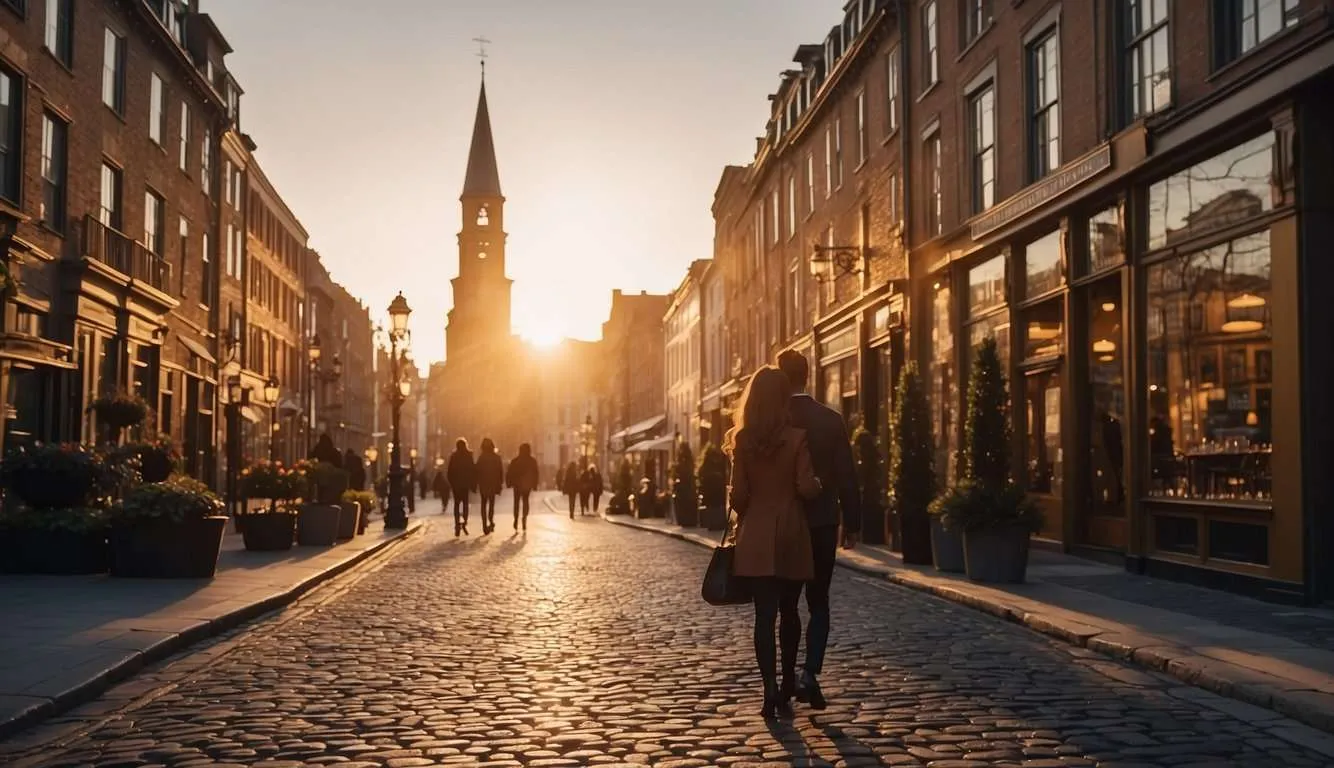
{"left": 477, "top": 205, "right": 490, "bottom": 227}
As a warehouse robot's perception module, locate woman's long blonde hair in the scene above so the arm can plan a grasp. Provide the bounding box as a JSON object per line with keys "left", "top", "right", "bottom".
{"left": 724, "top": 365, "right": 792, "bottom": 458}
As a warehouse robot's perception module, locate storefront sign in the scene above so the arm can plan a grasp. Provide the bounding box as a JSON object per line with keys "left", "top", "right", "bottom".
{"left": 819, "top": 324, "right": 858, "bottom": 362}
{"left": 970, "top": 144, "right": 1112, "bottom": 240}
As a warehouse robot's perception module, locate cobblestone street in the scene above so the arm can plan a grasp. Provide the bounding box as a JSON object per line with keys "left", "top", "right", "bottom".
{"left": 5, "top": 493, "right": 1332, "bottom": 768}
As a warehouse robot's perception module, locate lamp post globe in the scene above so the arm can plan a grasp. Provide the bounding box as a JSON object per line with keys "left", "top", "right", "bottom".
{"left": 383, "top": 293, "right": 413, "bottom": 530}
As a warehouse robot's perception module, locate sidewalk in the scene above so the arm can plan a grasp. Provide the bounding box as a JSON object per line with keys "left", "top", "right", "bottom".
{"left": 606, "top": 514, "right": 1334, "bottom": 737}
{"left": 0, "top": 512, "right": 427, "bottom": 738}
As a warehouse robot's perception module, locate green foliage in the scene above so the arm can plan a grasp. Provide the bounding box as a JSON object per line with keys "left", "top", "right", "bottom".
{"left": 614, "top": 459, "right": 633, "bottom": 497}
{"left": 240, "top": 460, "right": 307, "bottom": 501}
{"left": 111, "top": 480, "right": 225, "bottom": 525}
{"left": 307, "top": 461, "right": 350, "bottom": 504}
{"left": 90, "top": 392, "right": 150, "bottom": 441}
{"left": 851, "top": 426, "right": 885, "bottom": 510}
{"left": 696, "top": 442, "right": 729, "bottom": 508}
{"left": 961, "top": 336, "right": 1011, "bottom": 489}
{"left": 672, "top": 443, "right": 696, "bottom": 500}
{"left": 0, "top": 505, "right": 108, "bottom": 534}
{"left": 889, "top": 362, "right": 935, "bottom": 518}
{"left": 341, "top": 489, "right": 377, "bottom": 511}
{"left": 928, "top": 479, "right": 1042, "bottom": 533}
{"left": 127, "top": 438, "right": 180, "bottom": 483}
{"left": 0, "top": 443, "right": 137, "bottom": 510}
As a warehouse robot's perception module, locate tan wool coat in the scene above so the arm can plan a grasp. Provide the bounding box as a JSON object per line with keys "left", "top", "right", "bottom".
{"left": 728, "top": 427, "right": 822, "bottom": 581}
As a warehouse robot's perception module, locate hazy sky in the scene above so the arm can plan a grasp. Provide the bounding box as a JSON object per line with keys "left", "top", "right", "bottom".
{"left": 208, "top": 0, "right": 837, "bottom": 364}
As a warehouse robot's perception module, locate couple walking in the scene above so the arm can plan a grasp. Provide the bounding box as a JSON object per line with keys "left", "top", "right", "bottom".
{"left": 726, "top": 350, "right": 860, "bottom": 719}
{"left": 446, "top": 438, "right": 540, "bottom": 535}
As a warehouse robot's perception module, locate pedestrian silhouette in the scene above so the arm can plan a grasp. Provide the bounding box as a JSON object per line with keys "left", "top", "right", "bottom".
{"left": 447, "top": 439, "right": 477, "bottom": 537}
{"left": 476, "top": 437, "right": 504, "bottom": 535}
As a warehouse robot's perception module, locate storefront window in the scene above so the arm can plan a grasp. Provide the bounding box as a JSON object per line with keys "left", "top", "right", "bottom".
{"left": 1146, "top": 132, "right": 1275, "bottom": 251}
{"left": 823, "top": 364, "right": 841, "bottom": 408}
{"left": 1025, "top": 230, "right": 1063, "bottom": 299}
{"left": 1025, "top": 370, "right": 1061, "bottom": 495}
{"left": 840, "top": 356, "right": 859, "bottom": 424}
{"left": 1022, "top": 299, "right": 1063, "bottom": 361}
{"left": 968, "top": 255, "right": 1006, "bottom": 316}
{"left": 930, "top": 280, "right": 957, "bottom": 482}
{"left": 1087, "top": 203, "right": 1125, "bottom": 274}
{"left": 1087, "top": 277, "right": 1126, "bottom": 514}
{"left": 969, "top": 311, "right": 1011, "bottom": 370}
{"left": 4, "top": 365, "right": 52, "bottom": 453}
{"left": 1145, "top": 231, "right": 1272, "bottom": 503}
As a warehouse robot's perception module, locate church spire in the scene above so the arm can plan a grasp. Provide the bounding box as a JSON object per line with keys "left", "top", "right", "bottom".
{"left": 461, "top": 76, "right": 502, "bottom": 199}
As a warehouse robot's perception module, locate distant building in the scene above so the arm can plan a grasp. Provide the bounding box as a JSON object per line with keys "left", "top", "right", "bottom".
{"left": 664, "top": 260, "right": 709, "bottom": 449}
{"left": 602, "top": 289, "right": 670, "bottom": 480}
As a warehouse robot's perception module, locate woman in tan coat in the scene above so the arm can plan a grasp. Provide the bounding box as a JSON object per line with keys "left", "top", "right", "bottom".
{"left": 725, "top": 365, "right": 821, "bottom": 719}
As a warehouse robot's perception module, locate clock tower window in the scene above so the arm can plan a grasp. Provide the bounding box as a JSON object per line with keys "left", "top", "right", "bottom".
{"left": 477, "top": 205, "right": 490, "bottom": 227}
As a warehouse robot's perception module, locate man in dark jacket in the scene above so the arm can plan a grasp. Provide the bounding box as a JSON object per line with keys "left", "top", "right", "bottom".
{"left": 777, "top": 349, "right": 860, "bottom": 710}
{"left": 446, "top": 439, "right": 476, "bottom": 537}
{"left": 505, "top": 443, "right": 539, "bottom": 532}
{"left": 344, "top": 449, "right": 366, "bottom": 491}
{"left": 475, "top": 438, "right": 504, "bottom": 535}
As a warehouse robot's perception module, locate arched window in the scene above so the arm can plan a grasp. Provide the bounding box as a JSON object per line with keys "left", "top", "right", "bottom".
{"left": 477, "top": 205, "right": 490, "bottom": 227}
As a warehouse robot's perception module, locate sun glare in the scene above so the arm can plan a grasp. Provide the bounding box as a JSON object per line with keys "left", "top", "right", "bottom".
{"left": 523, "top": 327, "right": 563, "bottom": 349}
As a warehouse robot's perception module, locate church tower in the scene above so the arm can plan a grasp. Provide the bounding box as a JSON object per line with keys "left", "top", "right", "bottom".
{"left": 447, "top": 75, "right": 513, "bottom": 363}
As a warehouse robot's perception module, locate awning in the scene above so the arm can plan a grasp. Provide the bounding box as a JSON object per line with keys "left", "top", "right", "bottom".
{"left": 625, "top": 435, "right": 675, "bottom": 453}
{"left": 0, "top": 349, "right": 77, "bottom": 370}
{"left": 240, "top": 406, "right": 263, "bottom": 424}
{"left": 608, "top": 414, "right": 666, "bottom": 441}
{"left": 277, "top": 398, "right": 303, "bottom": 416}
{"left": 178, "top": 336, "right": 216, "bottom": 365}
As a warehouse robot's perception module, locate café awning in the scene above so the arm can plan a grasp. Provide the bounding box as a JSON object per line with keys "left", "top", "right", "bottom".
{"left": 608, "top": 414, "right": 666, "bottom": 442}
{"left": 624, "top": 435, "right": 674, "bottom": 453}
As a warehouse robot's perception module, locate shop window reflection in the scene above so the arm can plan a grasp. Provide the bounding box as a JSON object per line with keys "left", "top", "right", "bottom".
{"left": 1023, "top": 299, "right": 1063, "bottom": 361}
{"left": 1147, "top": 132, "right": 1275, "bottom": 252}
{"left": 1025, "top": 370, "right": 1061, "bottom": 495}
{"left": 1088, "top": 278, "right": 1126, "bottom": 514}
{"left": 1146, "top": 231, "right": 1272, "bottom": 503}
{"left": 969, "top": 313, "right": 1010, "bottom": 370}
{"left": 930, "top": 280, "right": 957, "bottom": 482}
{"left": 1025, "top": 230, "right": 1063, "bottom": 298}
{"left": 1087, "top": 203, "right": 1126, "bottom": 274}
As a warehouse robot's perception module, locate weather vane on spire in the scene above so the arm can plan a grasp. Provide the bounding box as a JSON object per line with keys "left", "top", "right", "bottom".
{"left": 473, "top": 36, "right": 491, "bottom": 78}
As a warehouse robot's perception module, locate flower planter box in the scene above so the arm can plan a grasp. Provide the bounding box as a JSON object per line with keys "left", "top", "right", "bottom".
{"left": 109, "top": 517, "right": 228, "bottom": 579}
{"left": 337, "top": 502, "right": 361, "bottom": 540}
{"left": 963, "top": 525, "right": 1030, "bottom": 583}
{"left": 0, "top": 527, "right": 108, "bottom": 574}
{"left": 929, "top": 516, "right": 965, "bottom": 573}
{"left": 297, "top": 504, "right": 341, "bottom": 546}
{"left": 240, "top": 512, "right": 296, "bottom": 552}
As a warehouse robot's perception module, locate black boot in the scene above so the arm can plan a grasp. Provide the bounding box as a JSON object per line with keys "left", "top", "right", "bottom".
{"left": 760, "top": 676, "right": 791, "bottom": 719}
{"left": 795, "top": 671, "right": 827, "bottom": 710}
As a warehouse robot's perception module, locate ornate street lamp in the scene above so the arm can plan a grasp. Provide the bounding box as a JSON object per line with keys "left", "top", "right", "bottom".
{"left": 809, "top": 243, "right": 865, "bottom": 283}
{"left": 384, "top": 292, "right": 412, "bottom": 530}
{"left": 580, "top": 414, "right": 594, "bottom": 466}
{"left": 263, "top": 376, "right": 281, "bottom": 462}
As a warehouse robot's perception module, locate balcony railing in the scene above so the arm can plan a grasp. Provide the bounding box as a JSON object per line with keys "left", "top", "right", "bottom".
{"left": 82, "top": 215, "right": 171, "bottom": 293}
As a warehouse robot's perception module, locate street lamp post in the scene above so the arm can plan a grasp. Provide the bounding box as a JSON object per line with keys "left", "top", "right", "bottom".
{"left": 306, "top": 335, "right": 320, "bottom": 454}
{"left": 225, "top": 375, "right": 245, "bottom": 516}
{"left": 408, "top": 447, "right": 418, "bottom": 513}
{"left": 263, "top": 376, "right": 281, "bottom": 462}
{"left": 384, "top": 292, "right": 412, "bottom": 530}
{"left": 580, "top": 414, "right": 593, "bottom": 467}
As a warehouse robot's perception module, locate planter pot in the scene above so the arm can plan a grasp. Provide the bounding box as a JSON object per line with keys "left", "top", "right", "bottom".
{"left": 357, "top": 508, "right": 369, "bottom": 535}
{"left": 673, "top": 494, "right": 699, "bottom": 527}
{"left": 240, "top": 512, "right": 296, "bottom": 551}
{"left": 963, "top": 525, "right": 1031, "bottom": 584}
{"left": 899, "top": 505, "right": 934, "bottom": 565}
{"left": 700, "top": 504, "right": 727, "bottom": 532}
{"left": 109, "top": 517, "right": 228, "bottom": 578}
{"left": 634, "top": 495, "right": 661, "bottom": 519}
{"left": 337, "top": 502, "right": 362, "bottom": 540}
{"left": 0, "top": 526, "right": 109, "bottom": 574}
{"left": 929, "top": 516, "right": 965, "bottom": 573}
{"left": 297, "top": 504, "right": 341, "bottom": 546}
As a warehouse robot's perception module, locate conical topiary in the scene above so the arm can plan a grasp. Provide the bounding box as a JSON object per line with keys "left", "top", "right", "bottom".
{"left": 696, "top": 442, "right": 729, "bottom": 530}
{"left": 852, "top": 426, "right": 886, "bottom": 545}
{"left": 672, "top": 442, "right": 698, "bottom": 526}
{"left": 961, "top": 336, "right": 1010, "bottom": 490}
{"left": 890, "top": 362, "right": 935, "bottom": 564}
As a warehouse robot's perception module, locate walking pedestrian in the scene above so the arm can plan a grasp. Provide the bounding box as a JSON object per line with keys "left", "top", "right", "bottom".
{"left": 447, "top": 439, "right": 477, "bottom": 537}
{"left": 578, "top": 465, "right": 592, "bottom": 515}
{"left": 564, "top": 461, "right": 580, "bottom": 519}
{"left": 476, "top": 438, "right": 503, "bottom": 535}
{"left": 432, "top": 467, "right": 449, "bottom": 500}
{"left": 726, "top": 365, "right": 821, "bottom": 720}
{"left": 555, "top": 465, "right": 565, "bottom": 497}
{"left": 590, "top": 465, "right": 605, "bottom": 512}
{"left": 344, "top": 449, "right": 366, "bottom": 491}
{"left": 506, "top": 443, "right": 539, "bottom": 532}
{"left": 776, "top": 349, "right": 860, "bottom": 711}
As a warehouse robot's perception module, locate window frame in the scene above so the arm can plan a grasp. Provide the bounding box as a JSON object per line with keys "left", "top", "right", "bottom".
{"left": 885, "top": 46, "right": 900, "bottom": 135}
{"left": 144, "top": 189, "right": 165, "bottom": 255}
{"left": 1122, "top": 0, "right": 1172, "bottom": 123}
{"left": 40, "top": 111, "right": 68, "bottom": 232}
{"left": 44, "top": 0, "right": 73, "bottom": 67}
{"left": 967, "top": 80, "right": 997, "bottom": 215}
{"left": 924, "top": 128, "right": 942, "bottom": 237}
{"left": 1027, "top": 27, "right": 1061, "bottom": 181}
{"left": 855, "top": 89, "right": 867, "bottom": 169}
{"left": 0, "top": 64, "right": 23, "bottom": 205}
{"left": 962, "top": 0, "right": 993, "bottom": 46}
{"left": 1213, "top": 0, "right": 1301, "bottom": 67}
{"left": 179, "top": 102, "right": 190, "bottom": 172}
{"left": 149, "top": 73, "right": 165, "bottom": 144}
{"left": 922, "top": 0, "right": 940, "bottom": 89}
{"left": 102, "top": 27, "right": 127, "bottom": 115}
{"left": 787, "top": 175, "right": 797, "bottom": 240}
{"left": 99, "top": 162, "right": 123, "bottom": 231}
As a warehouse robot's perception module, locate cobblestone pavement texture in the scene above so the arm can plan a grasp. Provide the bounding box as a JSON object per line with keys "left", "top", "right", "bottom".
{"left": 5, "top": 492, "right": 1332, "bottom": 768}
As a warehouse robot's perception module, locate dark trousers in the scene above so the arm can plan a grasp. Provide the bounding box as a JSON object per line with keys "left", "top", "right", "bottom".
{"left": 804, "top": 525, "right": 839, "bottom": 676}
{"left": 593, "top": 492, "right": 602, "bottom": 511}
{"left": 452, "top": 494, "right": 470, "bottom": 531}
{"left": 480, "top": 494, "right": 496, "bottom": 531}
{"left": 567, "top": 494, "right": 577, "bottom": 518}
{"left": 578, "top": 492, "right": 589, "bottom": 513}
{"left": 513, "top": 490, "right": 530, "bottom": 529}
{"left": 750, "top": 577, "right": 803, "bottom": 685}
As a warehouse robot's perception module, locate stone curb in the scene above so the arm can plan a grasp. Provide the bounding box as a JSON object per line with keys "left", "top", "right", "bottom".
{"left": 0, "top": 521, "right": 424, "bottom": 740}
{"left": 603, "top": 514, "right": 1334, "bottom": 736}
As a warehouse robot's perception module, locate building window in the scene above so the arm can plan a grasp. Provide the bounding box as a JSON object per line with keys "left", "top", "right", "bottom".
{"left": 967, "top": 255, "right": 1011, "bottom": 370}
{"left": 1025, "top": 229, "right": 1064, "bottom": 300}
{"left": 1124, "top": 0, "right": 1171, "bottom": 121}
{"left": 178, "top": 217, "right": 188, "bottom": 295}
{"left": 926, "top": 132, "right": 942, "bottom": 237}
{"left": 1216, "top": 0, "right": 1300, "bottom": 67}
{"left": 102, "top": 28, "right": 126, "bottom": 114}
{"left": 1146, "top": 131, "right": 1275, "bottom": 252}
{"left": 855, "top": 91, "right": 867, "bottom": 167}
{"left": 968, "top": 83, "right": 996, "bottom": 214}
{"left": 40, "top": 113, "right": 67, "bottom": 231}
{"left": 144, "top": 190, "right": 164, "bottom": 255}
{"left": 922, "top": 0, "right": 940, "bottom": 88}
{"left": 233, "top": 226, "right": 243, "bottom": 278}
{"left": 824, "top": 127, "right": 834, "bottom": 199}
{"left": 201, "top": 232, "right": 212, "bottom": 307}
{"left": 201, "top": 129, "right": 211, "bottom": 195}
{"left": 149, "top": 73, "right": 165, "bottom": 144}
{"left": 885, "top": 46, "right": 900, "bottom": 134}
{"left": 232, "top": 165, "right": 242, "bottom": 211}
{"left": 223, "top": 160, "right": 232, "bottom": 206}
{"left": 770, "top": 189, "right": 779, "bottom": 245}
{"left": 806, "top": 152, "right": 815, "bottom": 214}
{"left": 1146, "top": 231, "right": 1273, "bottom": 504}
{"left": 832, "top": 116, "right": 843, "bottom": 188}
{"left": 179, "top": 103, "right": 190, "bottom": 172}
{"left": 0, "top": 66, "right": 20, "bottom": 204}
{"left": 963, "top": 0, "right": 993, "bottom": 45}
{"left": 1086, "top": 202, "right": 1126, "bottom": 274}
{"left": 44, "top": 0, "right": 73, "bottom": 67}
{"left": 889, "top": 172, "right": 899, "bottom": 227}
{"left": 100, "top": 163, "right": 122, "bottom": 230}
{"left": 789, "top": 263, "right": 802, "bottom": 337}
{"left": 1028, "top": 30, "right": 1060, "bottom": 180}
{"left": 787, "top": 175, "right": 796, "bottom": 239}
{"left": 225, "top": 224, "right": 235, "bottom": 277}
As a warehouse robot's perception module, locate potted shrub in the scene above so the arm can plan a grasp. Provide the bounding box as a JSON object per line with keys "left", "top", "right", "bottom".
{"left": 237, "top": 461, "right": 303, "bottom": 551}
{"left": 108, "top": 477, "right": 228, "bottom": 578}
{"left": 607, "top": 458, "right": 633, "bottom": 514}
{"left": 90, "top": 392, "right": 150, "bottom": 444}
{"left": 933, "top": 337, "right": 1042, "bottom": 583}
{"left": 127, "top": 438, "right": 179, "bottom": 483}
{"left": 696, "top": 443, "right": 729, "bottom": 531}
{"left": 298, "top": 461, "right": 346, "bottom": 546}
{"left": 635, "top": 456, "right": 661, "bottom": 519}
{"left": 672, "top": 443, "right": 698, "bottom": 526}
{"left": 342, "top": 490, "right": 377, "bottom": 535}
{"left": 890, "top": 363, "right": 936, "bottom": 566}
{"left": 0, "top": 505, "right": 109, "bottom": 574}
{"left": 852, "top": 426, "right": 887, "bottom": 546}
